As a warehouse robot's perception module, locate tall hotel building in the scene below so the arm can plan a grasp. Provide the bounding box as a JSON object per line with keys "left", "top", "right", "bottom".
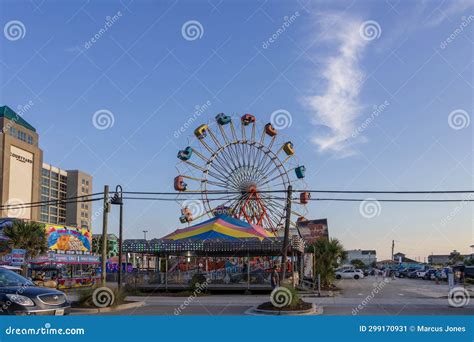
{"left": 0, "top": 105, "right": 93, "bottom": 230}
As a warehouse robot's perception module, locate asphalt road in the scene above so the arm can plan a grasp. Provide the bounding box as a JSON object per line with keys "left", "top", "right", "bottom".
{"left": 78, "top": 276, "right": 474, "bottom": 316}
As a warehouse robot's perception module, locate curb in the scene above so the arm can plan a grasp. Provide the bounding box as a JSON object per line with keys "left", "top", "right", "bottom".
{"left": 245, "top": 304, "right": 323, "bottom": 316}
{"left": 71, "top": 301, "right": 145, "bottom": 314}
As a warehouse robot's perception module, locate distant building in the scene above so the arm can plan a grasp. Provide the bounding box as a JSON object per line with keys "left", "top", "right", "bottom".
{"left": 345, "top": 249, "right": 377, "bottom": 266}
{"left": 427, "top": 255, "right": 450, "bottom": 265}
{"left": 92, "top": 234, "right": 118, "bottom": 258}
{"left": 0, "top": 105, "right": 43, "bottom": 221}
{"left": 0, "top": 105, "right": 93, "bottom": 230}
{"left": 40, "top": 164, "right": 93, "bottom": 230}
{"left": 393, "top": 252, "right": 418, "bottom": 263}
{"left": 428, "top": 252, "right": 473, "bottom": 265}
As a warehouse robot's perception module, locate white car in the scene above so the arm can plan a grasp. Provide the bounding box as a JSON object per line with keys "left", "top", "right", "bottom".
{"left": 416, "top": 270, "right": 427, "bottom": 278}
{"left": 335, "top": 269, "right": 364, "bottom": 280}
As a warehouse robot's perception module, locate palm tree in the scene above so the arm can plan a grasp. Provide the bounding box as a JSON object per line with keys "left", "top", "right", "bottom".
{"left": 309, "top": 238, "right": 346, "bottom": 287}
{"left": 2, "top": 220, "right": 48, "bottom": 274}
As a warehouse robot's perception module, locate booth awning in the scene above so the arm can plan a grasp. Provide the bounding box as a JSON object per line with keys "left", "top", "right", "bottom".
{"left": 162, "top": 215, "right": 275, "bottom": 241}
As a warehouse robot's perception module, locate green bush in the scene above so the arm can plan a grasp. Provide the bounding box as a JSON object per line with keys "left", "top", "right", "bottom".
{"left": 189, "top": 273, "right": 208, "bottom": 292}
{"left": 76, "top": 286, "right": 127, "bottom": 307}
{"left": 284, "top": 285, "right": 300, "bottom": 308}
{"left": 271, "top": 285, "right": 300, "bottom": 309}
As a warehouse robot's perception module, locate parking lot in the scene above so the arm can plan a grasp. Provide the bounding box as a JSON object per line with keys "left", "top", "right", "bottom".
{"left": 79, "top": 275, "right": 474, "bottom": 316}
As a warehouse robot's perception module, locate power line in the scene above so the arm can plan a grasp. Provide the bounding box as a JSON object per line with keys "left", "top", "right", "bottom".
{"left": 121, "top": 196, "right": 474, "bottom": 203}
{"left": 0, "top": 196, "right": 103, "bottom": 210}
{"left": 119, "top": 189, "right": 474, "bottom": 195}
{"left": 1, "top": 188, "right": 473, "bottom": 210}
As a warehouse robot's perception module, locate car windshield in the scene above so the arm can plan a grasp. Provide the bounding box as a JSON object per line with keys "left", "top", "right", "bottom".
{"left": 0, "top": 269, "right": 33, "bottom": 287}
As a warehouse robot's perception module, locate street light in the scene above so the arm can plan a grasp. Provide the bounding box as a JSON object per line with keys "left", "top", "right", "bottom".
{"left": 143, "top": 230, "right": 148, "bottom": 240}
{"left": 111, "top": 185, "right": 123, "bottom": 290}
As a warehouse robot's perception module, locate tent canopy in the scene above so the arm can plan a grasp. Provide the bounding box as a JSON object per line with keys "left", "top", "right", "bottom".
{"left": 162, "top": 215, "right": 275, "bottom": 241}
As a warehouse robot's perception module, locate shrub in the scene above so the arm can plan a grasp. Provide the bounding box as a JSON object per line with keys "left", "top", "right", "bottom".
{"left": 189, "top": 273, "right": 208, "bottom": 292}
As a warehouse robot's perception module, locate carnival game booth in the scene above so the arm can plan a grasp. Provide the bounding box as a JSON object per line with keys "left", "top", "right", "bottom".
{"left": 29, "top": 225, "right": 100, "bottom": 289}
{"left": 123, "top": 215, "right": 305, "bottom": 291}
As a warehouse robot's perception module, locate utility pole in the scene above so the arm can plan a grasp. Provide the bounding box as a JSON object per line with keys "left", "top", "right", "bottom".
{"left": 391, "top": 240, "right": 395, "bottom": 261}
{"left": 111, "top": 185, "right": 124, "bottom": 290}
{"left": 101, "top": 185, "right": 110, "bottom": 286}
{"left": 281, "top": 185, "right": 293, "bottom": 281}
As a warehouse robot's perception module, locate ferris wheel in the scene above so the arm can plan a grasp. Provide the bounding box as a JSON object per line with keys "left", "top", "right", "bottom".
{"left": 174, "top": 113, "right": 310, "bottom": 235}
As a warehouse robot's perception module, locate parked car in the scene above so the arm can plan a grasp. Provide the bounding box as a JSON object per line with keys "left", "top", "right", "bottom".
{"left": 335, "top": 269, "right": 364, "bottom": 280}
{"left": 416, "top": 269, "right": 428, "bottom": 278}
{"left": 464, "top": 266, "right": 474, "bottom": 280}
{"left": 432, "top": 269, "right": 448, "bottom": 280}
{"left": 423, "top": 269, "right": 438, "bottom": 280}
{"left": 0, "top": 268, "right": 70, "bottom": 315}
{"left": 396, "top": 268, "right": 417, "bottom": 278}
{"left": 407, "top": 270, "right": 419, "bottom": 278}
{"left": 0, "top": 266, "right": 23, "bottom": 275}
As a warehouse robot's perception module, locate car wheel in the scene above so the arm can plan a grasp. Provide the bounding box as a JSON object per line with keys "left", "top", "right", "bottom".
{"left": 354, "top": 275, "right": 359, "bottom": 280}
{"left": 336, "top": 274, "right": 341, "bottom": 279}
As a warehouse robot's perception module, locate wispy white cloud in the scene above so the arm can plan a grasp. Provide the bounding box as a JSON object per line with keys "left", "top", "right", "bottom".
{"left": 425, "top": 0, "right": 474, "bottom": 27}
{"left": 304, "top": 13, "right": 368, "bottom": 156}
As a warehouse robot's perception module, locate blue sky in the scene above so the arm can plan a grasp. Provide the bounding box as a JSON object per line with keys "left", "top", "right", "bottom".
{"left": 1, "top": 0, "right": 472, "bottom": 260}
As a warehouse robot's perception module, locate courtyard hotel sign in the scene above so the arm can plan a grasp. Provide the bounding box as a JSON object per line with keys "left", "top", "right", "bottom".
{"left": 10, "top": 151, "right": 33, "bottom": 164}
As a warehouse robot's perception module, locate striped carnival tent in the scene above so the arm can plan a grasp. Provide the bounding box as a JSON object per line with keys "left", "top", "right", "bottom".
{"left": 161, "top": 215, "right": 275, "bottom": 241}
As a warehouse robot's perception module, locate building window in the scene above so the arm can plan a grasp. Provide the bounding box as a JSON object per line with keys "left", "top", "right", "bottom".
{"left": 41, "top": 169, "right": 49, "bottom": 177}
{"left": 40, "top": 214, "right": 49, "bottom": 222}
{"left": 27, "top": 135, "right": 33, "bottom": 144}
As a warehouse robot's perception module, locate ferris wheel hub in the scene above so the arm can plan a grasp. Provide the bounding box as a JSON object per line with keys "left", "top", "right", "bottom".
{"left": 239, "top": 183, "right": 257, "bottom": 194}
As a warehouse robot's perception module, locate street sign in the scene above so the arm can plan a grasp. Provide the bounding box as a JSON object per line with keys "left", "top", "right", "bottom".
{"left": 10, "top": 249, "right": 26, "bottom": 266}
